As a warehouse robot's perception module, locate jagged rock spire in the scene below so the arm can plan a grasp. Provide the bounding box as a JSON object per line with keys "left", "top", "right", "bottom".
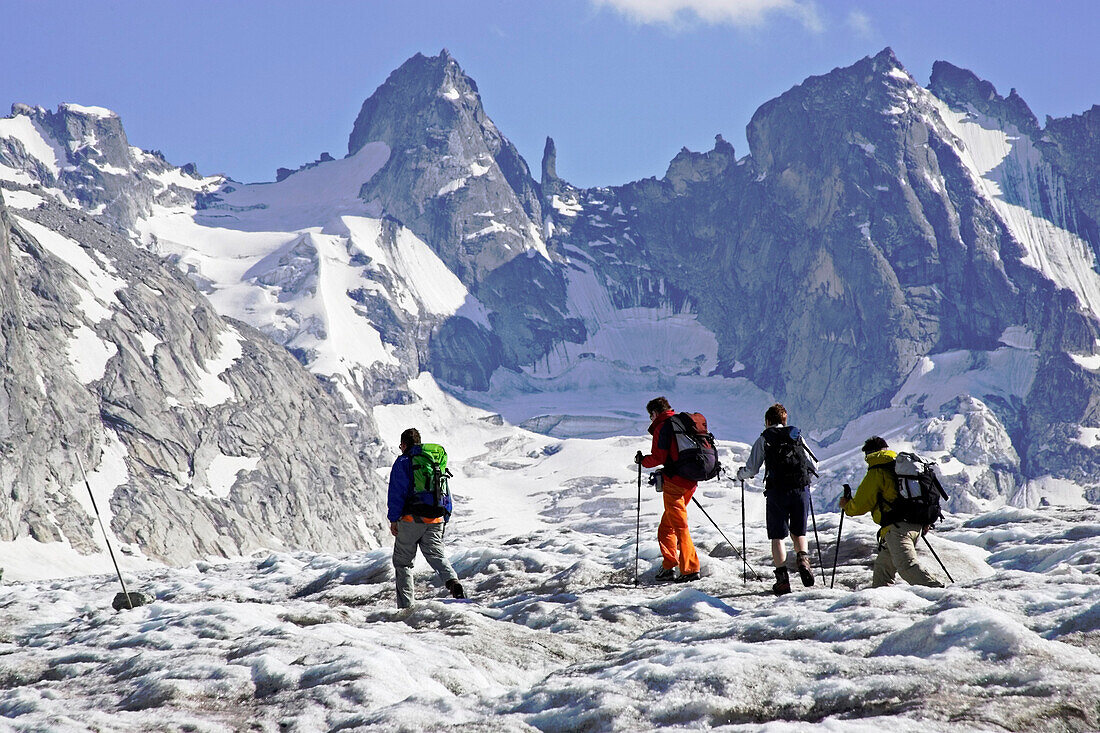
{"left": 541, "top": 136, "right": 558, "bottom": 187}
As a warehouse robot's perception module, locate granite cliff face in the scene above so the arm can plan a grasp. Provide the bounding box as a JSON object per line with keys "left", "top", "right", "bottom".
{"left": 534, "top": 49, "right": 1100, "bottom": 507}
{"left": 552, "top": 51, "right": 1096, "bottom": 422}
{"left": 0, "top": 175, "right": 384, "bottom": 567}
{"left": 0, "top": 104, "right": 200, "bottom": 228}
{"left": 1038, "top": 104, "right": 1100, "bottom": 247}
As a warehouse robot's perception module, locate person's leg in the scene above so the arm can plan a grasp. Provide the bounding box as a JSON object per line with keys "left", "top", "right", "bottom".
{"left": 657, "top": 494, "right": 679, "bottom": 571}
{"left": 871, "top": 530, "right": 898, "bottom": 588}
{"left": 770, "top": 538, "right": 787, "bottom": 567}
{"left": 393, "top": 522, "right": 425, "bottom": 608}
{"left": 765, "top": 494, "right": 790, "bottom": 567}
{"left": 788, "top": 490, "right": 814, "bottom": 586}
{"left": 418, "top": 523, "right": 458, "bottom": 585}
{"left": 765, "top": 493, "right": 791, "bottom": 594}
{"left": 666, "top": 490, "right": 699, "bottom": 574}
{"left": 888, "top": 523, "right": 945, "bottom": 587}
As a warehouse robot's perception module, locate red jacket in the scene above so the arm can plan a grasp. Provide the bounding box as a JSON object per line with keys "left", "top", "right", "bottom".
{"left": 641, "top": 409, "right": 697, "bottom": 494}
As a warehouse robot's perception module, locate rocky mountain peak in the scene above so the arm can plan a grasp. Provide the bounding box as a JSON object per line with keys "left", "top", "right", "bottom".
{"left": 345, "top": 50, "right": 544, "bottom": 281}
{"left": 347, "top": 50, "right": 484, "bottom": 157}
{"left": 869, "top": 46, "right": 903, "bottom": 73}
{"left": 39, "top": 103, "right": 133, "bottom": 172}
{"left": 0, "top": 103, "right": 202, "bottom": 229}
{"left": 0, "top": 186, "right": 386, "bottom": 564}
{"left": 747, "top": 48, "right": 921, "bottom": 176}
{"left": 929, "top": 60, "right": 1041, "bottom": 136}
{"left": 663, "top": 134, "right": 736, "bottom": 193}
{"left": 341, "top": 51, "right": 577, "bottom": 394}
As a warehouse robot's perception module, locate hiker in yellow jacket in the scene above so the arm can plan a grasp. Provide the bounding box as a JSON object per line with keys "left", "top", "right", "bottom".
{"left": 840, "top": 436, "right": 943, "bottom": 588}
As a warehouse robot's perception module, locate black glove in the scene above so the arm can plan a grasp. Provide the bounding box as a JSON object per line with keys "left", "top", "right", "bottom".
{"left": 634, "top": 450, "right": 644, "bottom": 465}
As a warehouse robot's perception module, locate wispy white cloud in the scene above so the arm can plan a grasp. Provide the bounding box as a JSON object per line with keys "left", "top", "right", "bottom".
{"left": 846, "top": 9, "right": 873, "bottom": 37}
{"left": 592, "top": 0, "right": 823, "bottom": 32}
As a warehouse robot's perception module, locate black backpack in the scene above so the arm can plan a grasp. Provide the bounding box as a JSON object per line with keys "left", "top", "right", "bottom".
{"left": 661, "top": 412, "right": 721, "bottom": 481}
{"left": 762, "top": 427, "right": 816, "bottom": 489}
{"left": 878, "top": 452, "right": 948, "bottom": 527}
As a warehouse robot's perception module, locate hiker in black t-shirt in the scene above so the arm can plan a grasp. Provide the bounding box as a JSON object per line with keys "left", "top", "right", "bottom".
{"left": 736, "top": 403, "right": 817, "bottom": 595}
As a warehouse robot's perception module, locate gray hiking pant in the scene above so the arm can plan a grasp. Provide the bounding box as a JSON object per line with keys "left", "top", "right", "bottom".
{"left": 393, "top": 521, "right": 458, "bottom": 609}
{"left": 872, "top": 522, "right": 945, "bottom": 588}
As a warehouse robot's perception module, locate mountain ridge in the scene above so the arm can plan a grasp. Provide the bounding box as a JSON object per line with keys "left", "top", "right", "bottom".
{"left": 4, "top": 47, "right": 1100, "bottom": 573}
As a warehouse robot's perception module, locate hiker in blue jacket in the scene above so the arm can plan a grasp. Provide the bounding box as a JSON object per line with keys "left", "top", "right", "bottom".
{"left": 388, "top": 427, "right": 464, "bottom": 608}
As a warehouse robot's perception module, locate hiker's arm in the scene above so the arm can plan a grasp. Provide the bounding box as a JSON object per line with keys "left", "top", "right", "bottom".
{"left": 737, "top": 436, "right": 765, "bottom": 480}
{"left": 641, "top": 423, "right": 668, "bottom": 468}
{"left": 640, "top": 446, "right": 666, "bottom": 468}
{"left": 386, "top": 457, "right": 411, "bottom": 523}
{"left": 844, "top": 470, "right": 878, "bottom": 517}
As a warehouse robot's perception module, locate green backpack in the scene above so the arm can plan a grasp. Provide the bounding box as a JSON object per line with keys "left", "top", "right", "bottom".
{"left": 409, "top": 444, "right": 452, "bottom": 518}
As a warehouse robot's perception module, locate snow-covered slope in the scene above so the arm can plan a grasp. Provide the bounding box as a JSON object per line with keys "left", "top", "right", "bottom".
{"left": 134, "top": 143, "right": 491, "bottom": 403}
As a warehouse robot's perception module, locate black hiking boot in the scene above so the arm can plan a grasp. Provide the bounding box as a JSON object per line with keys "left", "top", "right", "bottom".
{"left": 676, "top": 572, "right": 700, "bottom": 583}
{"left": 796, "top": 551, "right": 815, "bottom": 587}
{"left": 654, "top": 567, "right": 676, "bottom": 582}
{"left": 772, "top": 566, "right": 792, "bottom": 596}
{"left": 446, "top": 579, "right": 465, "bottom": 599}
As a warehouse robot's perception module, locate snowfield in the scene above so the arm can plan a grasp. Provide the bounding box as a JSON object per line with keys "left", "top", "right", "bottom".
{"left": 3, "top": 405, "right": 1099, "bottom": 731}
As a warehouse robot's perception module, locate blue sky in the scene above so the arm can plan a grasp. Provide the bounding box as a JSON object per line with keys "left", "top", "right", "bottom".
{"left": 2, "top": 0, "right": 1097, "bottom": 188}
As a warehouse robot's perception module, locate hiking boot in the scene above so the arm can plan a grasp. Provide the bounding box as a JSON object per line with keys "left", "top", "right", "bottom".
{"left": 675, "top": 572, "right": 700, "bottom": 583}
{"left": 772, "top": 566, "right": 792, "bottom": 596}
{"left": 796, "top": 551, "right": 815, "bottom": 587}
{"left": 654, "top": 567, "right": 676, "bottom": 582}
{"left": 446, "top": 579, "right": 465, "bottom": 599}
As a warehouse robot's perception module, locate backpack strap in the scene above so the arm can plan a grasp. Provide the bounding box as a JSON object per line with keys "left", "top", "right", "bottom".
{"left": 931, "top": 471, "right": 949, "bottom": 501}
{"left": 667, "top": 413, "right": 691, "bottom": 438}
{"left": 797, "top": 436, "right": 819, "bottom": 478}
{"left": 760, "top": 430, "right": 775, "bottom": 480}
{"left": 870, "top": 461, "right": 900, "bottom": 525}
{"left": 656, "top": 417, "right": 679, "bottom": 457}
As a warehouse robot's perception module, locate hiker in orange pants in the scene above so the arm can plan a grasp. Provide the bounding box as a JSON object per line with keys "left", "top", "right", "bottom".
{"left": 657, "top": 484, "right": 700, "bottom": 579}
{"left": 635, "top": 396, "right": 701, "bottom": 582}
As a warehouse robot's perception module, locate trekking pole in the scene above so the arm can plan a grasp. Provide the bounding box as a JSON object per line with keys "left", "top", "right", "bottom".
{"left": 76, "top": 454, "right": 134, "bottom": 610}
{"left": 831, "top": 484, "right": 851, "bottom": 588}
{"left": 807, "top": 490, "right": 828, "bottom": 586}
{"left": 634, "top": 462, "right": 641, "bottom": 586}
{"left": 922, "top": 534, "right": 955, "bottom": 584}
{"left": 740, "top": 479, "right": 747, "bottom": 584}
{"left": 693, "top": 496, "right": 762, "bottom": 581}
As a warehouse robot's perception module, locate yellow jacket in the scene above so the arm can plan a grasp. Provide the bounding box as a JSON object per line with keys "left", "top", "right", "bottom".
{"left": 844, "top": 449, "right": 898, "bottom": 536}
